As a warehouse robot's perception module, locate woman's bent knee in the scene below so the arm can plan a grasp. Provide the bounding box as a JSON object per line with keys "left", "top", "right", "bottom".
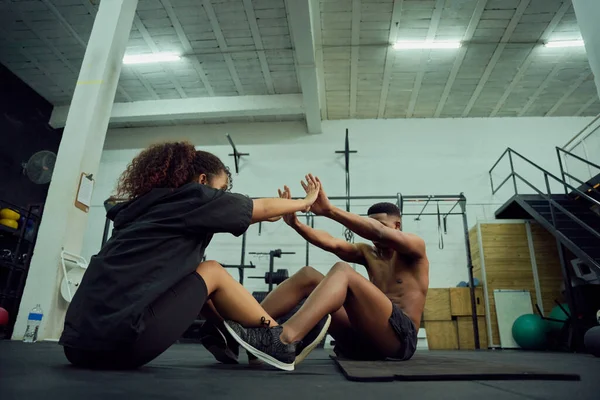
{"left": 196, "top": 260, "right": 223, "bottom": 273}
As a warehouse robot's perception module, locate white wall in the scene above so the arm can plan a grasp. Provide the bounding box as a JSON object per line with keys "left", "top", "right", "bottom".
{"left": 81, "top": 117, "right": 592, "bottom": 292}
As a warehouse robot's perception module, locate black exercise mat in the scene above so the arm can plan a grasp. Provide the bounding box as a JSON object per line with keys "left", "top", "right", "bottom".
{"left": 331, "top": 353, "right": 581, "bottom": 382}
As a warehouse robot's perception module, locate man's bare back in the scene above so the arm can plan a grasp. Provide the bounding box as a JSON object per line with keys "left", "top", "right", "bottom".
{"left": 357, "top": 242, "right": 430, "bottom": 328}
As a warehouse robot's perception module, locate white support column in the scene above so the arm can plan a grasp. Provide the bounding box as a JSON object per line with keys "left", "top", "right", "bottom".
{"left": 13, "top": 0, "right": 138, "bottom": 340}
{"left": 573, "top": 0, "right": 600, "bottom": 100}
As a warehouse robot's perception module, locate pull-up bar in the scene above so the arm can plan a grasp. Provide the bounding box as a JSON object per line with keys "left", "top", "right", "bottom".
{"left": 414, "top": 198, "right": 432, "bottom": 221}
{"left": 400, "top": 195, "right": 464, "bottom": 201}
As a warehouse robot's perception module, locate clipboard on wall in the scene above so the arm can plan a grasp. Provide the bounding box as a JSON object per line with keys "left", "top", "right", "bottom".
{"left": 75, "top": 173, "right": 94, "bottom": 213}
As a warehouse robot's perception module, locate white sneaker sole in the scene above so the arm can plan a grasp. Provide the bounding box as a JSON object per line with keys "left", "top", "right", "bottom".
{"left": 295, "top": 314, "right": 331, "bottom": 365}
{"left": 223, "top": 322, "right": 295, "bottom": 371}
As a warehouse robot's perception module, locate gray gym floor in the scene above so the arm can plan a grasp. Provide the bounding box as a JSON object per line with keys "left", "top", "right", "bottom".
{"left": 1, "top": 341, "right": 599, "bottom": 400}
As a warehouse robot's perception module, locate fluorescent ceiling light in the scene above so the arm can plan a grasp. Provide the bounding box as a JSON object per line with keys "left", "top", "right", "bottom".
{"left": 544, "top": 40, "right": 585, "bottom": 48}
{"left": 393, "top": 41, "right": 461, "bottom": 50}
{"left": 123, "top": 53, "right": 181, "bottom": 65}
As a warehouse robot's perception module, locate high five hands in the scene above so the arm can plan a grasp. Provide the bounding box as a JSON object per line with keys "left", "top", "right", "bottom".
{"left": 276, "top": 174, "right": 332, "bottom": 225}
{"left": 301, "top": 174, "right": 332, "bottom": 216}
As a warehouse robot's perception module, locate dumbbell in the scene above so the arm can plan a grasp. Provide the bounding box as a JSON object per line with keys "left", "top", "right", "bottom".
{"left": 249, "top": 269, "right": 289, "bottom": 285}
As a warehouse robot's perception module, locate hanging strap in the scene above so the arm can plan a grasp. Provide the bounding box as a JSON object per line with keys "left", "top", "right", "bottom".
{"left": 437, "top": 203, "right": 444, "bottom": 250}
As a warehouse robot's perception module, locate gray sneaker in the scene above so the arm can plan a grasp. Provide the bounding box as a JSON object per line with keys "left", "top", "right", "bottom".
{"left": 295, "top": 314, "right": 331, "bottom": 365}
{"left": 246, "top": 313, "right": 331, "bottom": 366}
{"left": 223, "top": 317, "right": 297, "bottom": 371}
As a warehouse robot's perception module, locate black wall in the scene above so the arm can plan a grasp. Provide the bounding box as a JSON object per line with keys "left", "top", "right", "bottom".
{"left": 0, "top": 64, "right": 62, "bottom": 209}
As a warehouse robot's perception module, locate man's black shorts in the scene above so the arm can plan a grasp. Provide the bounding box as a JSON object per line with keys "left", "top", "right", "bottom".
{"left": 334, "top": 304, "right": 417, "bottom": 361}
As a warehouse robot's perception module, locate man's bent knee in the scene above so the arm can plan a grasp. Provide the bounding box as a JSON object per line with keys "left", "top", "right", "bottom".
{"left": 297, "top": 266, "right": 324, "bottom": 281}
{"left": 330, "top": 262, "right": 352, "bottom": 274}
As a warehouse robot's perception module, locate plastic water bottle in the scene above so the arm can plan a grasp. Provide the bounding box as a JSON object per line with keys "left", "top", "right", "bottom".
{"left": 23, "top": 304, "right": 43, "bottom": 343}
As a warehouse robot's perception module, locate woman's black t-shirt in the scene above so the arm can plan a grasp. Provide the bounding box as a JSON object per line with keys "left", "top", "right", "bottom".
{"left": 59, "top": 183, "right": 253, "bottom": 351}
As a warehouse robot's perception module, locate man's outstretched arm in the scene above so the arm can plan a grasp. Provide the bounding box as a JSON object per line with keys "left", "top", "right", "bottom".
{"left": 278, "top": 183, "right": 366, "bottom": 264}
{"left": 304, "top": 175, "right": 425, "bottom": 258}
{"left": 288, "top": 218, "right": 366, "bottom": 264}
{"left": 326, "top": 206, "right": 424, "bottom": 257}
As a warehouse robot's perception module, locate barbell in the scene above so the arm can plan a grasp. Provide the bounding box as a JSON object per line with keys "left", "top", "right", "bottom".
{"left": 249, "top": 269, "right": 289, "bottom": 285}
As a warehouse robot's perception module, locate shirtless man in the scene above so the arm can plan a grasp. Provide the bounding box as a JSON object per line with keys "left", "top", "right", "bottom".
{"left": 233, "top": 175, "right": 429, "bottom": 362}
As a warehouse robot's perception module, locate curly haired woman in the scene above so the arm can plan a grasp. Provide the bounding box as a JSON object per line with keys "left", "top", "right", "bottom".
{"left": 59, "top": 141, "right": 325, "bottom": 371}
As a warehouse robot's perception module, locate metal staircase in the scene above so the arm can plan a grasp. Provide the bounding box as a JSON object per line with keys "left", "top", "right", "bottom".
{"left": 489, "top": 147, "right": 600, "bottom": 351}
{"left": 490, "top": 148, "right": 600, "bottom": 272}
{"left": 495, "top": 193, "right": 600, "bottom": 270}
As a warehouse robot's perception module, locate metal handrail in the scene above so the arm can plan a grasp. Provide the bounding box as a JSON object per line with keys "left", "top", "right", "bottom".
{"left": 563, "top": 114, "right": 600, "bottom": 151}
{"left": 563, "top": 172, "right": 600, "bottom": 194}
{"left": 491, "top": 148, "right": 600, "bottom": 208}
{"left": 489, "top": 147, "right": 600, "bottom": 206}
{"left": 511, "top": 172, "right": 600, "bottom": 240}
{"left": 557, "top": 146, "right": 600, "bottom": 170}
{"left": 488, "top": 148, "right": 510, "bottom": 175}
{"left": 556, "top": 146, "right": 600, "bottom": 195}
{"left": 489, "top": 147, "right": 600, "bottom": 247}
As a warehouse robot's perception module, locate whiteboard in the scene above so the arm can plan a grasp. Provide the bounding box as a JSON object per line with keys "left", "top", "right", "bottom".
{"left": 493, "top": 290, "right": 533, "bottom": 349}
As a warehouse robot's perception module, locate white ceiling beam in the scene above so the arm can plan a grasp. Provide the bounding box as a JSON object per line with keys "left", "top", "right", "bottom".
{"left": 377, "top": 0, "right": 404, "bottom": 118}
{"left": 202, "top": 0, "right": 245, "bottom": 95}
{"left": 407, "top": 0, "right": 444, "bottom": 118}
{"left": 546, "top": 72, "right": 592, "bottom": 116}
{"left": 132, "top": 15, "right": 187, "bottom": 98}
{"left": 489, "top": 2, "right": 570, "bottom": 117}
{"left": 243, "top": 0, "right": 275, "bottom": 94}
{"left": 349, "top": 0, "right": 360, "bottom": 117}
{"left": 49, "top": 94, "right": 305, "bottom": 128}
{"left": 461, "top": 0, "right": 530, "bottom": 117}
{"left": 517, "top": 53, "right": 569, "bottom": 116}
{"left": 78, "top": 1, "right": 160, "bottom": 102}
{"left": 434, "top": 0, "right": 487, "bottom": 117}
{"left": 35, "top": 0, "right": 132, "bottom": 101}
{"left": 82, "top": 0, "right": 161, "bottom": 101}
{"left": 285, "top": 0, "right": 322, "bottom": 133}
{"left": 311, "top": 0, "right": 327, "bottom": 119}
{"left": 575, "top": 95, "right": 599, "bottom": 116}
{"left": 160, "top": 0, "right": 214, "bottom": 96}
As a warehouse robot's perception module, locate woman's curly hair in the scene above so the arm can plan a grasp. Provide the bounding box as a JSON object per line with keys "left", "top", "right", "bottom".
{"left": 116, "top": 141, "right": 232, "bottom": 199}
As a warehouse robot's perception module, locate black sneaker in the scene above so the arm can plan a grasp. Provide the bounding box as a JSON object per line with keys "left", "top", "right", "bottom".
{"left": 295, "top": 314, "right": 331, "bottom": 365}
{"left": 199, "top": 321, "right": 239, "bottom": 364}
{"left": 223, "top": 317, "right": 297, "bottom": 371}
